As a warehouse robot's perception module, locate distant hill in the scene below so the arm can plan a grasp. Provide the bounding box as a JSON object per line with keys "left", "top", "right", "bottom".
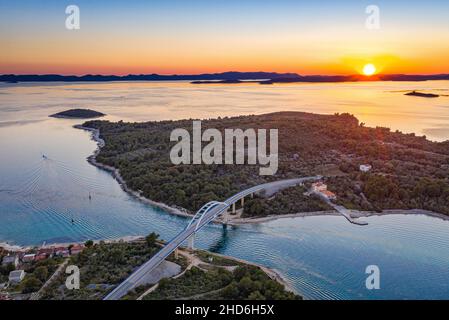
{"left": 1, "top": 72, "right": 449, "bottom": 83}
{"left": 0, "top": 72, "right": 299, "bottom": 83}
{"left": 50, "top": 109, "right": 105, "bottom": 119}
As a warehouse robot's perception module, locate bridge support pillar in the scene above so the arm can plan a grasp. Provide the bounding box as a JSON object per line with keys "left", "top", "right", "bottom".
{"left": 241, "top": 197, "right": 245, "bottom": 206}
{"left": 188, "top": 235, "right": 195, "bottom": 251}
{"left": 232, "top": 203, "right": 236, "bottom": 214}
{"left": 250, "top": 193, "right": 254, "bottom": 199}
{"left": 174, "top": 248, "right": 179, "bottom": 260}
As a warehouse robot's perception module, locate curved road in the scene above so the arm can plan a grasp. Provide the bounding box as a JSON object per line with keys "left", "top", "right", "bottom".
{"left": 104, "top": 176, "right": 320, "bottom": 300}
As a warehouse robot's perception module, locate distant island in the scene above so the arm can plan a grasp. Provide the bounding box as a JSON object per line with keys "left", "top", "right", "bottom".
{"left": 405, "top": 91, "right": 440, "bottom": 98}
{"left": 2, "top": 72, "right": 449, "bottom": 83}
{"left": 193, "top": 74, "right": 449, "bottom": 85}
{"left": 0, "top": 72, "right": 298, "bottom": 83}
{"left": 191, "top": 79, "right": 254, "bottom": 84}
{"left": 50, "top": 109, "right": 105, "bottom": 119}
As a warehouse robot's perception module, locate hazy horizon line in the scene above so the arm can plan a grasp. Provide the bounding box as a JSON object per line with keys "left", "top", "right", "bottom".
{"left": 2, "top": 71, "right": 449, "bottom": 77}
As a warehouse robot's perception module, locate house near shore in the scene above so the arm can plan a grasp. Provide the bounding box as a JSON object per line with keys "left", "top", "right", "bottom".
{"left": 70, "top": 244, "right": 85, "bottom": 255}
{"left": 9, "top": 270, "right": 25, "bottom": 283}
{"left": 360, "top": 164, "right": 372, "bottom": 172}
{"left": 22, "top": 254, "right": 36, "bottom": 263}
{"left": 320, "top": 190, "right": 337, "bottom": 201}
{"left": 35, "top": 253, "right": 47, "bottom": 262}
{"left": 54, "top": 247, "right": 70, "bottom": 258}
{"left": 37, "top": 247, "right": 55, "bottom": 257}
{"left": 0, "top": 293, "right": 11, "bottom": 300}
{"left": 311, "top": 182, "right": 337, "bottom": 201}
{"left": 2, "top": 255, "right": 19, "bottom": 268}
{"left": 311, "top": 182, "right": 328, "bottom": 193}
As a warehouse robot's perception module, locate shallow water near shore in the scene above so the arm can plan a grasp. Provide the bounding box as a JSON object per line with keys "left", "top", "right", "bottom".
{"left": 1, "top": 81, "right": 449, "bottom": 299}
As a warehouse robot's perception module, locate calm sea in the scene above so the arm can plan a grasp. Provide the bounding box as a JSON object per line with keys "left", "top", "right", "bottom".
{"left": 0, "top": 81, "right": 448, "bottom": 299}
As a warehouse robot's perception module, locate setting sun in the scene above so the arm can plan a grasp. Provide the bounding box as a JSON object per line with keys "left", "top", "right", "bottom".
{"left": 363, "top": 64, "right": 377, "bottom": 76}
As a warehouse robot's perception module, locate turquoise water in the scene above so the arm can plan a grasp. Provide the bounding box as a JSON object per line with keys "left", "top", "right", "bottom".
{"left": 1, "top": 82, "right": 449, "bottom": 299}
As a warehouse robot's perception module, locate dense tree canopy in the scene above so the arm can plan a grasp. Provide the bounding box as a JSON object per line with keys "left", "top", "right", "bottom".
{"left": 84, "top": 112, "right": 449, "bottom": 216}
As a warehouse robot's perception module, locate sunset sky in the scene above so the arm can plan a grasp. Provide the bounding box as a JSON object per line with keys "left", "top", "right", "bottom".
{"left": 1, "top": 0, "right": 449, "bottom": 75}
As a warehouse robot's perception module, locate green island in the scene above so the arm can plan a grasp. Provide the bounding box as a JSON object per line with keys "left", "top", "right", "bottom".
{"left": 50, "top": 108, "right": 105, "bottom": 119}
{"left": 83, "top": 111, "right": 449, "bottom": 218}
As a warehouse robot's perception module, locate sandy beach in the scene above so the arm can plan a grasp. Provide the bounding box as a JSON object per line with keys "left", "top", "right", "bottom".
{"left": 0, "top": 242, "right": 26, "bottom": 252}
{"left": 0, "top": 235, "right": 144, "bottom": 252}
{"left": 349, "top": 208, "right": 449, "bottom": 222}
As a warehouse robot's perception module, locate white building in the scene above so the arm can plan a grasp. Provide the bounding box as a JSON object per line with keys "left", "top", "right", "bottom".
{"left": 9, "top": 270, "right": 25, "bottom": 283}
{"left": 311, "top": 182, "right": 328, "bottom": 192}
{"left": 360, "top": 164, "right": 372, "bottom": 172}
{"left": 22, "top": 254, "right": 36, "bottom": 263}
{"left": 2, "top": 255, "right": 19, "bottom": 268}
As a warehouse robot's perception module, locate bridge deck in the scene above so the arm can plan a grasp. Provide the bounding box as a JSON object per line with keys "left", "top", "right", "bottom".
{"left": 104, "top": 177, "right": 320, "bottom": 300}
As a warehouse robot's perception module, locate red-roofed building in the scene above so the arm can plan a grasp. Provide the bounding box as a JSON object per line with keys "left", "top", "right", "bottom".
{"left": 70, "top": 244, "right": 85, "bottom": 255}
{"left": 37, "top": 247, "right": 55, "bottom": 257}
{"left": 22, "top": 254, "right": 36, "bottom": 263}
{"left": 34, "top": 253, "right": 47, "bottom": 261}
{"left": 311, "top": 181, "right": 337, "bottom": 201}
{"left": 321, "top": 190, "right": 337, "bottom": 201}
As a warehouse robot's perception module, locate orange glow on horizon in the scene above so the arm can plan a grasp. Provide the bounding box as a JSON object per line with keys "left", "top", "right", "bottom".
{"left": 1, "top": 2, "right": 449, "bottom": 76}
{"left": 3, "top": 49, "right": 448, "bottom": 76}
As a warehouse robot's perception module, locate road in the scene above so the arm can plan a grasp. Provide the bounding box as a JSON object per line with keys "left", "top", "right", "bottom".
{"left": 314, "top": 193, "right": 368, "bottom": 225}
{"left": 104, "top": 176, "right": 320, "bottom": 300}
{"left": 327, "top": 202, "right": 369, "bottom": 225}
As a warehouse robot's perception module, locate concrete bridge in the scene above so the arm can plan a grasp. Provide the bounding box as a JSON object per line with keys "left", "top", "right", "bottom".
{"left": 104, "top": 176, "right": 320, "bottom": 300}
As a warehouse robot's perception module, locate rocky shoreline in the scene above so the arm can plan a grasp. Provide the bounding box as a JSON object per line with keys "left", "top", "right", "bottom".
{"left": 206, "top": 250, "right": 297, "bottom": 295}
{"left": 74, "top": 125, "right": 347, "bottom": 225}
{"left": 74, "top": 125, "right": 193, "bottom": 218}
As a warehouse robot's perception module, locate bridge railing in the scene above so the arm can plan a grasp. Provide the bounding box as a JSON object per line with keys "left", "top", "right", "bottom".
{"left": 185, "top": 201, "right": 222, "bottom": 231}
